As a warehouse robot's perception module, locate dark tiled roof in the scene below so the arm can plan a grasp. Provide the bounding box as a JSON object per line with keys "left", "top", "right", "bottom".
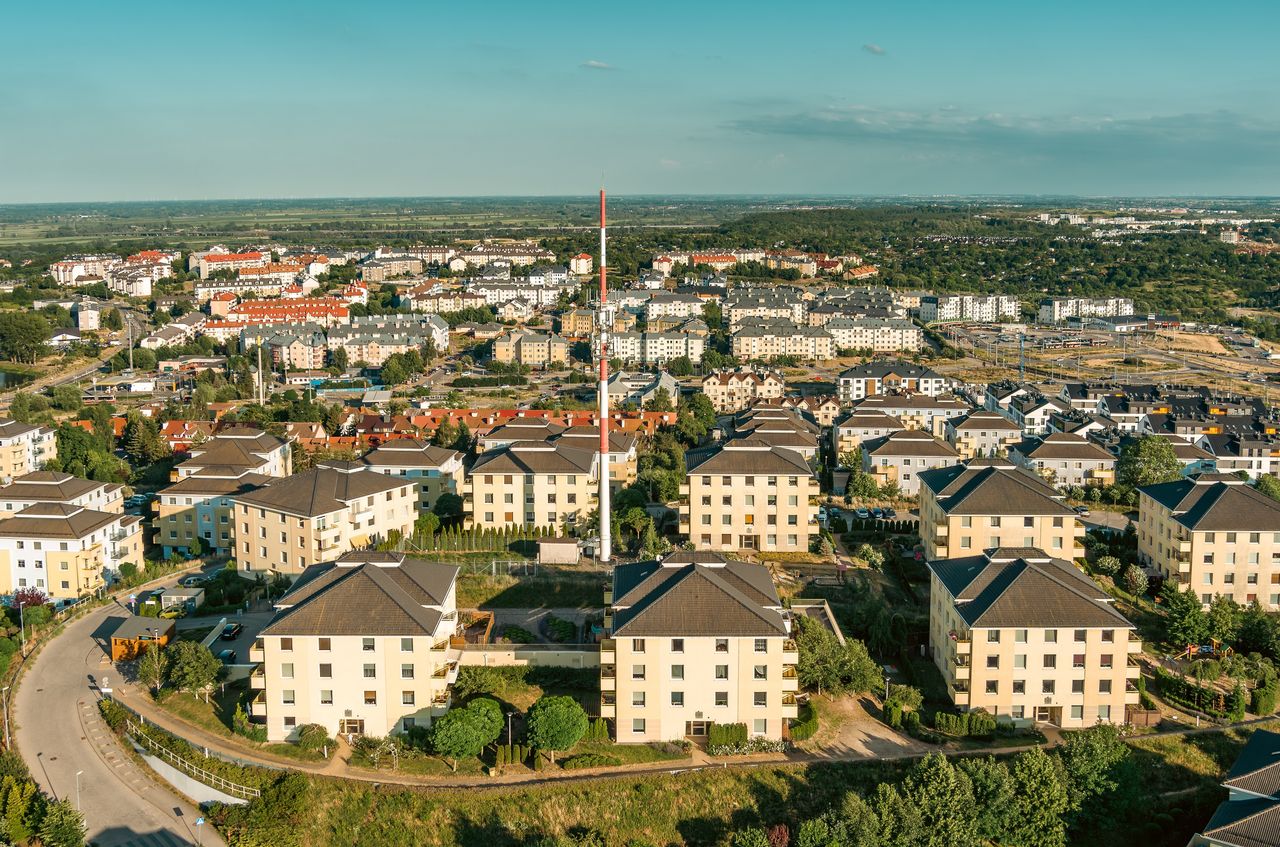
{"left": 919, "top": 462, "right": 1074, "bottom": 516}
{"left": 1202, "top": 796, "right": 1280, "bottom": 847}
{"left": 471, "top": 441, "right": 597, "bottom": 475}
{"left": 262, "top": 551, "right": 459, "bottom": 637}
{"left": 863, "top": 429, "right": 958, "bottom": 458}
{"left": 232, "top": 464, "right": 409, "bottom": 517}
{"left": 1224, "top": 730, "right": 1280, "bottom": 799}
{"left": 1012, "top": 432, "right": 1115, "bottom": 461}
{"left": 686, "top": 440, "right": 812, "bottom": 476}
{"left": 1140, "top": 475, "right": 1280, "bottom": 531}
{"left": 951, "top": 411, "right": 1021, "bottom": 431}
{"left": 611, "top": 555, "right": 786, "bottom": 637}
{"left": 361, "top": 439, "right": 461, "bottom": 468}
{"left": 840, "top": 361, "right": 942, "bottom": 380}
{"left": 835, "top": 410, "right": 907, "bottom": 429}
{"left": 163, "top": 471, "right": 273, "bottom": 497}
{"left": 0, "top": 471, "right": 110, "bottom": 502}
{"left": 0, "top": 503, "right": 136, "bottom": 539}
{"left": 930, "top": 549, "right": 1131, "bottom": 629}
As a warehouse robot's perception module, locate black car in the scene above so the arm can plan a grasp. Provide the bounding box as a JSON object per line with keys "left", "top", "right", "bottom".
{"left": 884, "top": 507, "right": 897, "bottom": 519}
{"left": 221, "top": 622, "right": 244, "bottom": 641}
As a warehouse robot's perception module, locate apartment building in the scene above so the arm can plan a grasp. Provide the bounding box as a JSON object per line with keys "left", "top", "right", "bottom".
{"left": 927, "top": 548, "right": 1140, "bottom": 728}
{"left": 825, "top": 318, "right": 923, "bottom": 354}
{"left": 601, "top": 551, "right": 800, "bottom": 742}
{"left": 837, "top": 362, "right": 949, "bottom": 402}
{"left": 918, "top": 293, "right": 1019, "bottom": 324}
{"left": 731, "top": 321, "right": 835, "bottom": 362}
{"left": 0, "top": 419, "right": 57, "bottom": 483}
{"left": 0, "top": 471, "right": 123, "bottom": 519}
{"left": 861, "top": 429, "right": 960, "bottom": 496}
{"left": 918, "top": 460, "right": 1084, "bottom": 561}
{"left": 728, "top": 408, "right": 822, "bottom": 463}
{"left": 361, "top": 439, "right": 464, "bottom": 513}
{"left": 198, "top": 251, "right": 268, "bottom": 279}
{"left": 701, "top": 369, "right": 786, "bottom": 413}
{"left": 403, "top": 287, "right": 487, "bottom": 314}
{"left": 359, "top": 256, "right": 425, "bottom": 282}
{"left": 854, "top": 393, "right": 970, "bottom": 437}
{"left": 174, "top": 428, "right": 292, "bottom": 480}
{"left": 605, "top": 371, "right": 679, "bottom": 409}
{"left": 231, "top": 462, "right": 416, "bottom": 577}
{"left": 723, "top": 290, "right": 805, "bottom": 328}
{"left": 1038, "top": 296, "right": 1135, "bottom": 324}
{"left": 569, "top": 253, "right": 593, "bottom": 275}
{"left": 831, "top": 410, "right": 906, "bottom": 459}
{"left": 944, "top": 410, "right": 1023, "bottom": 460}
{"left": 1137, "top": 473, "right": 1280, "bottom": 607}
{"left": 491, "top": 330, "right": 569, "bottom": 368}
{"left": 610, "top": 331, "right": 706, "bottom": 365}
{"left": 328, "top": 315, "right": 449, "bottom": 367}
{"left": 680, "top": 440, "right": 818, "bottom": 553}
{"left": 219, "top": 299, "right": 350, "bottom": 329}
{"left": 776, "top": 395, "right": 843, "bottom": 428}
{"left": 0, "top": 503, "right": 144, "bottom": 599}
{"left": 464, "top": 440, "right": 599, "bottom": 531}
{"left": 559, "top": 309, "right": 596, "bottom": 338}
{"left": 645, "top": 293, "right": 708, "bottom": 321}
{"left": 1008, "top": 433, "right": 1116, "bottom": 488}
{"left": 252, "top": 550, "right": 460, "bottom": 741}
{"left": 155, "top": 469, "right": 273, "bottom": 558}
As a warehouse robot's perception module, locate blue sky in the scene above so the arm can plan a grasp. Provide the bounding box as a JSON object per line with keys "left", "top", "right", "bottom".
{"left": 3, "top": 0, "right": 1278, "bottom": 202}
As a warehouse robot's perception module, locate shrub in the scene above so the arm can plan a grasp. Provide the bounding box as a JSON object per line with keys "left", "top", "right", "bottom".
{"left": 707, "top": 723, "right": 748, "bottom": 748}
{"left": 790, "top": 704, "right": 819, "bottom": 740}
{"left": 561, "top": 753, "right": 622, "bottom": 769}
{"left": 296, "top": 724, "right": 332, "bottom": 754}
{"left": 586, "top": 717, "right": 611, "bottom": 741}
{"left": 98, "top": 698, "right": 129, "bottom": 732}
{"left": 1093, "top": 555, "right": 1123, "bottom": 577}
{"left": 1121, "top": 564, "right": 1149, "bottom": 596}
{"left": 1252, "top": 679, "right": 1279, "bottom": 715}
{"left": 883, "top": 702, "right": 902, "bottom": 729}
{"left": 1228, "top": 683, "right": 1247, "bottom": 722}
{"left": 501, "top": 625, "right": 536, "bottom": 644}
{"left": 544, "top": 615, "right": 577, "bottom": 643}
{"left": 967, "top": 709, "right": 997, "bottom": 738}
{"left": 885, "top": 684, "right": 923, "bottom": 712}
{"left": 234, "top": 702, "right": 268, "bottom": 742}
{"left": 1154, "top": 667, "right": 1227, "bottom": 717}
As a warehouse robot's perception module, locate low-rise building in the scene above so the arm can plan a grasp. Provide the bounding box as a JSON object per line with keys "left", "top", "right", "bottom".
{"left": 701, "top": 369, "right": 786, "bottom": 413}
{"left": 0, "top": 419, "right": 57, "bottom": 483}
{"left": 855, "top": 393, "right": 971, "bottom": 436}
{"left": 602, "top": 551, "right": 801, "bottom": 742}
{"left": 1137, "top": 473, "right": 1280, "bottom": 608}
{"left": 491, "top": 330, "right": 569, "bottom": 368}
{"left": 253, "top": 550, "right": 460, "bottom": 741}
{"left": 831, "top": 410, "right": 906, "bottom": 459}
{"left": 944, "top": 410, "right": 1023, "bottom": 460}
{"left": 0, "top": 471, "right": 124, "bottom": 519}
{"left": 1008, "top": 432, "right": 1116, "bottom": 489}
{"left": 838, "top": 362, "right": 950, "bottom": 402}
{"left": 0, "top": 503, "right": 144, "bottom": 599}
{"left": 680, "top": 440, "right": 818, "bottom": 553}
{"left": 174, "top": 428, "right": 292, "bottom": 480}
{"left": 155, "top": 469, "right": 273, "bottom": 558}
{"left": 464, "top": 440, "right": 599, "bottom": 531}
{"left": 361, "top": 439, "right": 465, "bottom": 514}
{"left": 927, "top": 547, "right": 1140, "bottom": 727}
{"left": 1191, "top": 729, "right": 1280, "bottom": 847}
{"left": 231, "top": 462, "right": 417, "bottom": 577}
{"left": 918, "top": 459, "right": 1084, "bottom": 561}
{"left": 861, "top": 429, "right": 960, "bottom": 495}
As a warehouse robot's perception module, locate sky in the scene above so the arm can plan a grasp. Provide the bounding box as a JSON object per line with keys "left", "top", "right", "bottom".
{"left": 2, "top": 0, "right": 1279, "bottom": 202}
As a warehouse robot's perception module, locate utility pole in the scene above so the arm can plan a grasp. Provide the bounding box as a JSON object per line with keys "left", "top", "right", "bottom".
{"left": 127, "top": 317, "right": 134, "bottom": 370}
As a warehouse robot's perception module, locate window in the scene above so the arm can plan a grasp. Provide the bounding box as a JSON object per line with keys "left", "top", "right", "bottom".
{"left": 632, "top": 639, "right": 646, "bottom": 653}
{"left": 1098, "top": 705, "right": 1112, "bottom": 721}
{"left": 715, "top": 691, "right": 728, "bottom": 707}
{"left": 401, "top": 664, "right": 414, "bottom": 679}
{"left": 1101, "top": 629, "right": 1114, "bottom": 643}
{"left": 318, "top": 663, "right": 332, "bottom": 678}
{"left": 986, "top": 656, "right": 999, "bottom": 669}
{"left": 1044, "top": 654, "right": 1057, "bottom": 669}
{"left": 632, "top": 691, "right": 646, "bottom": 707}
{"left": 283, "top": 716, "right": 296, "bottom": 729}
{"left": 754, "top": 692, "right": 767, "bottom": 707}
{"left": 362, "top": 638, "right": 375, "bottom": 652}
{"left": 632, "top": 719, "right": 646, "bottom": 734}
{"left": 671, "top": 692, "right": 684, "bottom": 706}
{"left": 716, "top": 639, "right": 729, "bottom": 653}
{"left": 363, "top": 664, "right": 377, "bottom": 679}
{"left": 754, "top": 665, "right": 768, "bottom": 680}
{"left": 281, "top": 663, "right": 294, "bottom": 679}
{"left": 1100, "top": 654, "right": 1113, "bottom": 669}
{"left": 364, "top": 691, "right": 377, "bottom": 705}
{"left": 987, "top": 630, "right": 1000, "bottom": 643}
{"left": 985, "top": 680, "right": 998, "bottom": 694}
{"left": 320, "top": 690, "right": 333, "bottom": 705}
{"left": 671, "top": 638, "right": 684, "bottom": 653}
{"left": 1073, "top": 654, "right": 1085, "bottom": 669}
{"left": 671, "top": 665, "right": 684, "bottom": 680}
{"left": 1012, "top": 680, "right": 1025, "bottom": 694}
{"left": 1099, "top": 680, "right": 1112, "bottom": 694}
{"left": 403, "top": 691, "right": 416, "bottom": 706}
{"left": 1074, "top": 629, "right": 1086, "bottom": 643}
{"left": 401, "top": 637, "right": 414, "bottom": 652}
{"left": 318, "top": 637, "right": 331, "bottom": 651}
{"left": 1044, "top": 629, "right": 1058, "bottom": 643}
{"left": 632, "top": 664, "right": 646, "bottom": 680}
{"left": 280, "top": 638, "right": 293, "bottom": 651}
{"left": 282, "top": 690, "right": 295, "bottom": 705}
{"left": 715, "top": 665, "right": 729, "bottom": 680}
{"left": 754, "top": 638, "right": 768, "bottom": 653}
{"left": 1015, "top": 629, "right": 1027, "bottom": 643}
{"left": 753, "top": 719, "right": 768, "bottom": 735}
{"left": 1014, "top": 654, "right": 1027, "bottom": 669}
{"left": 1071, "top": 705, "right": 1084, "bottom": 721}
{"left": 1042, "top": 680, "right": 1056, "bottom": 694}
{"left": 1072, "top": 679, "right": 1084, "bottom": 694}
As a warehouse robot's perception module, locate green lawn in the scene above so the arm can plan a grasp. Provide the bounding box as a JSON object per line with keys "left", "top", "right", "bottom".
{"left": 456, "top": 572, "right": 606, "bottom": 609}
{"left": 152, "top": 679, "right": 328, "bottom": 762}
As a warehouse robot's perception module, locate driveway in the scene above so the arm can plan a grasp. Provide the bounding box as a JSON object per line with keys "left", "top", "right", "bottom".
{"left": 177, "top": 610, "right": 274, "bottom": 663}
{"left": 1080, "top": 509, "right": 1133, "bottom": 534}
{"left": 14, "top": 599, "right": 225, "bottom": 846}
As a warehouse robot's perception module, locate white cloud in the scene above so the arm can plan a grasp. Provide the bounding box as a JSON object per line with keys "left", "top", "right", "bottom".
{"left": 580, "top": 60, "right": 614, "bottom": 71}
{"left": 862, "top": 44, "right": 886, "bottom": 56}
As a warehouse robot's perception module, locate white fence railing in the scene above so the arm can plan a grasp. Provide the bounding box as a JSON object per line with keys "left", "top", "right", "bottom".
{"left": 126, "top": 719, "right": 261, "bottom": 799}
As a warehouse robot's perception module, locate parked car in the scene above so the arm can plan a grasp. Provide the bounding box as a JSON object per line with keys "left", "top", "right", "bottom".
{"left": 217, "top": 649, "right": 236, "bottom": 664}
{"left": 179, "top": 574, "right": 207, "bottom": 588}
{"left": 1075, "top": 505, "right": 1091, "bottom": 517}
{"left": 854, "top": 508, "right": 871, "bottom": 520}
{"left": 220, "top": 622, "right": 244, "bottom": 641}
{"left": 883, "top": 507, "right": 897, "bottom": 519}
{"left": 870, "top": 508, "right": 884, "bottom": 519}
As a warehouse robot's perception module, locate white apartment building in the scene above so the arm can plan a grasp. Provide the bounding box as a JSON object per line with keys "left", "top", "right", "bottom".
{"left": 0, "top": 472, "right": 124, "bottom": 519}
{"left": 0, "top": 503, "right": 144, "bottom": 599}
{"left": 919, "top": 294, "right": 1019, "bottom": 324}
{"left": 0, "top": 419, "right": 57, "bottom": 483}
{"left": 1037, "top": 297, "right": 1135, "bottom": 324}
{"left": 838, "top": 362, "right": 950, "bottom": 402}
{"left": 609, "top": 332, "right": 706, "bottom": 365}
{"left": 252, "top": 551, "right": 461, "bottom": 741}
{"left": 825, "top": 318, "right": 923, "bottom": 353}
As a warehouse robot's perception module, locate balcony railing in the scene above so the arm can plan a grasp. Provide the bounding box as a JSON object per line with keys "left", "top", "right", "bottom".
{"left": 783, "top": 639, "right": 798, "bottom": 654}
{"left": 249, "top": 639, "right": 264, "bottom": 663}
{"left": 250, "top": 690, "right": 266, "bottom": 717}
{"left": 934, "top": 522, "right": 948, "bottom": 538}
{"left": 781, "top": 693, "right": 797, "bottom": 706}
{"left": 250, "top": 666, "right": 266, "bottom": 689}
{"left": 433, "top": 660, "right": 458, "bottom": 679}
{"left": 781, "top": 665, "right": 797, "bottom": 679}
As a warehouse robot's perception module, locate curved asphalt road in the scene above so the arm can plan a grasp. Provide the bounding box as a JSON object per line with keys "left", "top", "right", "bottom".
{"left": 15, "top": 599, "right": 224, "bottom": 847}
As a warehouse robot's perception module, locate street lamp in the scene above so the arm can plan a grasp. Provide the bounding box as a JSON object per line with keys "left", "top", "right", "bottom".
{"left": 506, "top": 711, "right": 514, "bottom": 745}
{"left": 75, "top": 770, "right": 83, "bottom": 812}
{"left": 1, "top": 685, "right": 9, "bottom": 749}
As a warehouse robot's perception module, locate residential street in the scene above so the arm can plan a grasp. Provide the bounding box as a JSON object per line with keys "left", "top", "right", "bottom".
{"left": 15, "top": 598, "right": 225, "bottom": 847}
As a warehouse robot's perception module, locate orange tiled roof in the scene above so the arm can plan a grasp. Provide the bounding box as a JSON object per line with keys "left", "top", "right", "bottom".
{"left": 204, "top": 252, "right": 265, "bottom": 263}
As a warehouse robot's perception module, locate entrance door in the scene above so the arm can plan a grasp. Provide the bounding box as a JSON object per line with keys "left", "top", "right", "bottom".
{"left": 339, "top": 718, "right": 365, "bottom": 736}
{"left": 685, "top": 721, "right": 709, "bottom": 737}
{"left": 1035, "top": 706, "right": 1052, "bottom": 723}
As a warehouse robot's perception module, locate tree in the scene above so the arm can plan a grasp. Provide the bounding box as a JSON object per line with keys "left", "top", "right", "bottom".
{"left": 38, "top": 798, "right": 87, "bottom": 847}
{"left": 1257, "top": 474, "right": 1280, "bottom": 502}
{"left": 1162, "top": 582, "right": 1209, "bottom": 647}
{"left": 0, "top": 312, "right": 52, "bottom": 363}
{"left": 731, "top": 830, "right": 770, "bottom": 847}
{"left": 644, "top": 387, "right": 674, "bottom": 413}
{"left": 526, "top": 694, "right": 588, "bottom": 763}
{"left": 668, "top": 356, "right": 693, "bottom": 377}
{"left": 793, "top": 615, "right": 882, "bottom": 695}
{"left": 1120, "top": 564, "right": 1148, "bottom": 596}
{"left": 381, "top": 357, "right": 407, "bottom": 386}
{"left": 330, "top": 346, "right": 349, "bottom": 371}
{"left": 138, "top": 643, "right": 168, "bottom": 695}
{"left": 434, "top": 492, "right": 464, "bottom": 521}
{"left": 1058, "top": 724, "right": 1129, "bottom": 827}
{"left": 1116, "top": 436, "right": 1182, "bottom": 491}
{"left": 1093, "top": 555, "right": 1122, "bottom": 577}
{"left": 431, "top": 697, "right": 503, "bottom": 770}
{"left": 958, "top": 756, "right": 1018, "bottom": 843}
{"left": 103, "top": 308, "right": 125, "bottom": 331}
{"left": 900, "top": 753, "right": 978, "bottom": 847}
{"left": 167, "top": 641, "right": 221, "bottom": 693}
{"left": 1006, "top": 748, "right": 1070, "bottom": 847}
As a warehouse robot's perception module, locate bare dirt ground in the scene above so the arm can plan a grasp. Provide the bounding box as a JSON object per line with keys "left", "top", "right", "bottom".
{"left": 794, "top": 694, "right": 930, "bottom": 758}
{"left": 1152, "top": 331, "right": 1229, "bottom": 355}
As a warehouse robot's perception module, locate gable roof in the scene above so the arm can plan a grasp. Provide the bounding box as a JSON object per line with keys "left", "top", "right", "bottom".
{"left": 1224, "top": 730, "right": 1280, "bottom": 799}
{"left": 611, "top": 553, "right": 786, "bottom": 637}
{"left": 930, "top": 549, "right": 1131, "bottom": 628}
{"left": 1141, "top": 474, "right": 1280, "bottom": 531}
{"left": 863, "top": 429, "right": 958, "bottom": 458}
{"left": 1012, "top": 432, "right": 1115, "bottom": 461}
{"left": 919, "top": 461, "right": 1074, "bottom": 516}
{"left": 686, "top": 439, "right": 812, "bottom": 476}
{"left": 232, "top": 463, "right": 408, "bottom": 517}
{"left": 1201, "top": 796, "right": 1280, "bottom": 847}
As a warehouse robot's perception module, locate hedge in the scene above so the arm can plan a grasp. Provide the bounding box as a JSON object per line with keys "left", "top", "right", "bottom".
{"left": 1253, "top": 679, "right": 1279, "bottom": 716}
{"left": 790, "top": 704, "right": 819, "bottom": 741}
{"left": 933, "top": 709, "right": 996, "bottom": 738}
{"left": 1154, "top": 667, "right": 1228, "bottom": 718}
{"left": 707, "top": 723, "right": 748, "bottom": 748}
{"left": 561, "top": 753, "right": 622, "bottom": 770}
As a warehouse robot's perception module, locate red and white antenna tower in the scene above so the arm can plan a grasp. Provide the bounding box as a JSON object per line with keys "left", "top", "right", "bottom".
{"left": 596, "top": 188, "right": 612, "bottom": 562}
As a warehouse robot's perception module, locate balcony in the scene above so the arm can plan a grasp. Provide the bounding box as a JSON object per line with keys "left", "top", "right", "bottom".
{"left": 250, "top": 690, "right": 266, "bottom": 717}
{"left": 432, "top": 660, "right": 459, "bottom": 680}
{"left": 1178, "top": 539, "right": 1192, "bottom": 553}
{"left": 601, "top": 675, "right": 615, "bottom": 693}
{"left": 603, "top": 589, "right": 613, "bottom": 605}
{"left": 781, "top": 665, "right": 797, "bottom": 679}
{"left": 250, "top": 666, "right": 266, "bottom": 690}
{"left": 249, "top": 639, "right": 264, "bottom": 663}
{"left": 600, "top": 638, "right": 615, "bottom": 660}
{"left": 600, "top": 692, "right": 616, "bottom": 719}
{"left": 934, "top": 522, "right": 948, "bottom": 538}
{"left": 783, "top": 639, "right": 798, "bottom": 655}
{"left": 953, "top": 664, "right": 970, "bottom": 681}
{"left": 953, "top": 637, "right": 971, "bottom": 655}
{"left": 432, "top": 692, "right": 451, "bottom": 708}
